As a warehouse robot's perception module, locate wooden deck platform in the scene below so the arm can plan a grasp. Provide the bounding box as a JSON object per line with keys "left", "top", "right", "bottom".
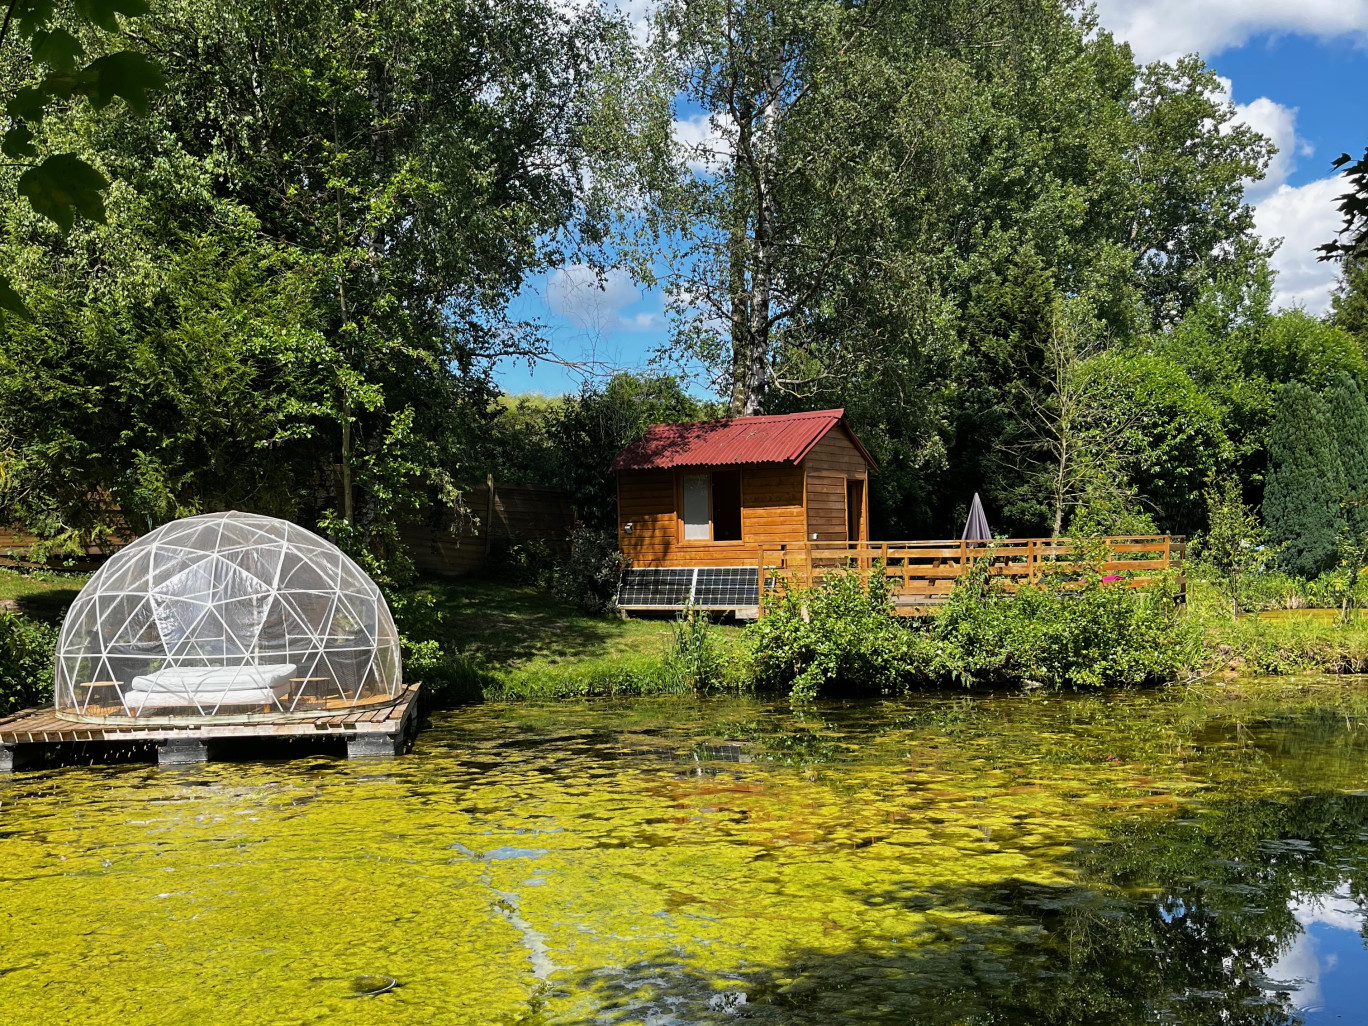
{"left": 0, "top": 682, "right": 422, "bottom": 770}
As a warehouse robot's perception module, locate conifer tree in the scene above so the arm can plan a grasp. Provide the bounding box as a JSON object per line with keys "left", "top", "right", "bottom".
{"left": 1327, "top": 373, "right": 1368, "bottom": 534}
{"left": 1264, "top": 382, "right": 1345, "bottom": 577}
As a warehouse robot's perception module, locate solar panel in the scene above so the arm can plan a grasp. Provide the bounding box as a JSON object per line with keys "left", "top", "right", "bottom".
{"left": 617, "top": 568, "right": 693, "bottom": 607}
{"left": 692, "top": 568, "right": 759, "bottom": 607}
{"left": 617, "top": 567, "right": 760, "bottom": 610}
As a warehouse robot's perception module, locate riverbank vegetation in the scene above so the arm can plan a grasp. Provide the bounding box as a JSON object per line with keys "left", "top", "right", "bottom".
{"left": 1, "top": 2, "right": 1367, "bottom": 710}
{"left": 13, "top": 555, "right": 1368, "bottom": 714}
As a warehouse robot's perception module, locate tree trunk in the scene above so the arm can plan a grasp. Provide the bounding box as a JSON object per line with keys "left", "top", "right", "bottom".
{"left": 1051, "top": 444, "right": 1067, "bottom": 539}
{"left": 730, "top": 68, "right": 782, "bottom": 418}
{"left": 340, "top": 397, "right": 354, "bottom": 525}
{"left": 729, "top": 169, "right": 751, "bottom": 416}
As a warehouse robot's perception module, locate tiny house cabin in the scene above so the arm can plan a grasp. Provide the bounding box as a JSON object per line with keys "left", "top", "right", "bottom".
{"left": 611, "top": 409, "right": 876, "bottom": 615}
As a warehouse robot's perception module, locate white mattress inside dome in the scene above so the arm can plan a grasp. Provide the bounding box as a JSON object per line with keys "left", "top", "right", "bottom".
{"left": 125, "top": 663, "right": 298, "bottom": 711}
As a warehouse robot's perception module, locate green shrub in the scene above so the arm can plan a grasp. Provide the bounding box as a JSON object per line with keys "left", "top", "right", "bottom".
{"left": 929, "top": 563, "right": 1202, "bottom": 690}
{"left": 1190, "top": 563, "right": 1368, "bottom": 613}
{"left": 749, "top": 560, "right": 1202, "bottom": 701}
{"left": 0, "top": 610, "right": 58, "bottom": 715}
{"left": 486, "top": 539, "right": 557, "bottom": 588}
{"left": 405, "top": 640, "right": 492, "bottom": 706}
{"left": 749, "top": 566, "right": 928, "bottom": 702}
{"left": 550, "top": 528, "right": 627, "bottom": 613}
{"left": 663, "top": 607, "right": 728, "bottom": 691}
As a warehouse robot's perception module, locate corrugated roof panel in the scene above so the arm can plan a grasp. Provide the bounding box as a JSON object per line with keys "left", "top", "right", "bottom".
{"left": 611, "top": 409, "right": 877, "bottom": 471}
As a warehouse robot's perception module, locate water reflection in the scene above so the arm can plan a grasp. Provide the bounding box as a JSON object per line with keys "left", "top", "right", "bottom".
{"left": 0, "top": 683, "right": 1367, "bottom": 1025}
{"left": 1267, "top": 885, "right": 1368, "bottom": 1022}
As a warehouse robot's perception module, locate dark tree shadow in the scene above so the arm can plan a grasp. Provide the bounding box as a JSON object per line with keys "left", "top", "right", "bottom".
{"left": 9, "top": 584, "right": 82, "bottom": 624}
{"left": 544, "top": 793, "right": 1368, "bottom": 1026}
{"left": 419, "top": 575, "right": 650, "bottom": 666}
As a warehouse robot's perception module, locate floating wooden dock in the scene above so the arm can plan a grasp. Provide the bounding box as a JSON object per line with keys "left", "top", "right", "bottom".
{"left": 0, "top": 682, "right": 421, "bottom": 771}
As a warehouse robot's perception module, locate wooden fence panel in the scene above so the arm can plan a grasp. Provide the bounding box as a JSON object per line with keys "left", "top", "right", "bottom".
{"left": 758, "top": 536, "right": 1186, "bottom": 615}
{"left": 401, "top": 480, "right": 575, "bottom": 577}
{"left": 4, "top": 481, "right": 575, "bottom": 577}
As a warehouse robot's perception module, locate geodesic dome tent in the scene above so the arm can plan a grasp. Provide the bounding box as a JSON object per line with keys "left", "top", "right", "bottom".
{"left": 55, "top": 511, "right": 402, "bottom": 723}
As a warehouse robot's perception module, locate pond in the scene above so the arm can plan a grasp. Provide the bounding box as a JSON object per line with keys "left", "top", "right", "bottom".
{"left": 3, "top": 681, "right": 1368, "bottom": 1025}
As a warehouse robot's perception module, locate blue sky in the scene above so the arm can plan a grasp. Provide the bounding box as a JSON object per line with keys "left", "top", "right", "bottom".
{"left": 495, "top": 1, "right": 1368, "bottom": 398}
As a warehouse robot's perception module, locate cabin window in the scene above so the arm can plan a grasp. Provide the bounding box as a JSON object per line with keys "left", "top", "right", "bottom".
{"left": 682, "top": 474, "right": 710, "bottom": 540}
{"left": 712, "top": 470, "right": 742, "bottom": 541}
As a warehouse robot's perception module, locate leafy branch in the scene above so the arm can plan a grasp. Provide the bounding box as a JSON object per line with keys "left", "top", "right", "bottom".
{"left": 0, "top": 0, "right": 163, "bottom": 316}
{"left": 1318, "top": 148, "right": 1368, "bottom": 263}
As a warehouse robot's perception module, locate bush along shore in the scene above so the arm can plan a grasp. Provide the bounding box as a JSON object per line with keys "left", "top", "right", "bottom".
{"left": 12, "top": 558, "right": 1368, "bottom": 715}
{"left": 348, "top": 561, "right": 1368, "bottom": 705}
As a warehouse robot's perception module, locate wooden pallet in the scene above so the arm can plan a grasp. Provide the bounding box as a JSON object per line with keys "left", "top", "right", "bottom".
{"left": 0, "top": 682, "right": 422, "bottom": 770}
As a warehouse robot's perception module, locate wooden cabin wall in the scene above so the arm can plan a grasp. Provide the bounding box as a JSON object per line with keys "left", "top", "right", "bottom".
{"left": 804, "top": 429, "right": 868, "bottom": 478}
{"left": 740, "top": 466, "right": 805, "bottom": 550}
{"left": 618, "top": 468, "right": 677, "bottom": 566}
{"left": 803, "top": 428, "right": 868, "bottom": 543}
{"left": 618, "top": 464, "right": 806, "bottom": 567}
{"left": 806, "top": 474, "right": 848, "bottom": 542}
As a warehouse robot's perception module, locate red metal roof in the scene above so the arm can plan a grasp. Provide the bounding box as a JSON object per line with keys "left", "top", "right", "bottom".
{"left": 611, "top": 408, "right": 877, "bottom": 472}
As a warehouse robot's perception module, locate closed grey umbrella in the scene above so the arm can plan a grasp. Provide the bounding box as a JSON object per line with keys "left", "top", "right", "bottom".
{"left": 962, "top": 493, "right": 991, "bottom": 542}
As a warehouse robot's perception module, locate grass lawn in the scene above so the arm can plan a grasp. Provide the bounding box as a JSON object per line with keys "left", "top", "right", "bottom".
{"left": 0, "top": 567, "right": 89, "bottom": 624}
{"left": 412, "top": 574, "right": 746, "bottom": 700}
{"left": 1, "top": 565, "right": 744, "bottom": 701}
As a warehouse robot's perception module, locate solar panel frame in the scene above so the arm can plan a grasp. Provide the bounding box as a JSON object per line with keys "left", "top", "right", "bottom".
{"left": 617, "top": 567, "right": 760, "bottom": 610}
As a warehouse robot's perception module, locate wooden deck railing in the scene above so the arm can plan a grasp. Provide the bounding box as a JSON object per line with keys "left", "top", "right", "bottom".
{"left": 757, "top": 536, "right": 1186, "bottom": 615}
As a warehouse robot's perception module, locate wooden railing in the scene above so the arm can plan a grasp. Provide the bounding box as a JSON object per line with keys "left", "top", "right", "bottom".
{"left": 757, "top": 536, "right": 1186, "bottom": 615}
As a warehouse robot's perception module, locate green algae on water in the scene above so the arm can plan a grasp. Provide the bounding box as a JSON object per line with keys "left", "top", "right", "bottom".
{"left": 3, "top": 680, "right": 1368, "bottom": 1024}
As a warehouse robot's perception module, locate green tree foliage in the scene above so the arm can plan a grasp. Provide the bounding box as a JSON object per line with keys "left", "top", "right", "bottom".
{"left": 1076, "top": 352, "right": 1232, "bottom": 536}
{"left": 1264, "top": 382, "right": 1345, "bottom": 578}
{"left": 1326, "top": 372, "right": 1368, "bottom": 528}
{"left": 0, "top": 0, "right": 623, "bottom": 557}
{"left": 1157, "top": 301, "right": 1367, "bottom": 512}
{"left": 643, "top": 3, "right": 1269, "bottom": 418}
{"left": 1319, "top": 147, "right": 1368, "bottom": 261}
{"left": 1199, "top": 475, "right": 1270, "bottom": 618}
{"left": 1332, "top": 258, "right": 1368, "bottom": 342}
{"left": 0, "top": 0, "right": 164, "bottom": 315}
{"left": 1325, "top": 373, "right": 1368, "bottom": 620}
{"left": 623, "top": 1, "right": 1270, "bottom": 533}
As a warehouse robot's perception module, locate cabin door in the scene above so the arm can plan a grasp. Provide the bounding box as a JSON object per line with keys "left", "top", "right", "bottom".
{"left": 847, "top": 479, "right": 865, "bottom": 542}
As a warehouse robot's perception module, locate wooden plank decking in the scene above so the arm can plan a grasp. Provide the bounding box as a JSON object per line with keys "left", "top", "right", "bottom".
{"left": 0, "top": 682, "right": 422, "bottom": 769}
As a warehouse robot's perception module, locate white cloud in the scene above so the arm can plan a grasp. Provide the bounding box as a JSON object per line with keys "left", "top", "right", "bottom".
{"left": 1207, "top": 78, "right": 1340, "bottom": 312}
{"left": 1256, "top": 176, "right": 1346, "bottom": 313}
{"left": 1292, "top": 889, "right": 1366, "bottom": 933}
{"left": 544, "top": 264, "right": 660, "bottom": 335}
{"left": 673, "top": 111, "right": 734, "bottom": 174}
{"left": 1213, "top": 75, "right": 1311, "bottom": 200}
{"left": 1265, "top": 885, "right": 1366, "bottom": 1012}
{"left": 1092, "top": 0, "right": 1368, "bottom": 63}
{"left": 1236, "top": 96, "right": 1307, "bottom": 199}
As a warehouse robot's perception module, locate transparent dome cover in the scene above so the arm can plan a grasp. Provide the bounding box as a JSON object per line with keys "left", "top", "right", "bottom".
{"left": 55, "top": 511, "right": 402, "bottom": 723}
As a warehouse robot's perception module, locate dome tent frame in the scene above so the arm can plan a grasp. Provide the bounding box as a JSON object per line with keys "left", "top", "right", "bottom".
{"left": 55, "top": 511, "right": 402, "bottom": 724}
